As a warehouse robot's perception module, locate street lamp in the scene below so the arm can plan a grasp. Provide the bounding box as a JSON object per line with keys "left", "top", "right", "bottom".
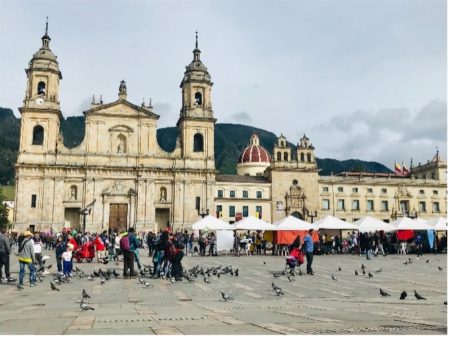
{"left": 305, "top": 209, "right": 318, "bottom": 223}
{"left": 80, "top": 199, "right": 96, "bottom": 234}
{"left": 198, "top": 208, "right": 209, "bottom": 218}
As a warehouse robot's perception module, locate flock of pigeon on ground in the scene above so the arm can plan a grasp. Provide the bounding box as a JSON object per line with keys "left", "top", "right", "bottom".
{"left": 29, "top": 255, "right": 447, "bottom": 311}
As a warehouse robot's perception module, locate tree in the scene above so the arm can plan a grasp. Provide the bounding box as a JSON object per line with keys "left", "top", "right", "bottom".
{"left": 0, "top": 189, "right": 9, "bottom": 229}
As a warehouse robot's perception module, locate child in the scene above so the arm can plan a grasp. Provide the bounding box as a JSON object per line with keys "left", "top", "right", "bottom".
{"left": 62, "top": 243, "right": 74, "bottom": 277}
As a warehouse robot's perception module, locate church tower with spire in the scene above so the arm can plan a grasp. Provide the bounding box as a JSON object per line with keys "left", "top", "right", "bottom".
{"left": 176, "top": 32, "right": 216, "bottom": 160}
{"left": 18, "top": 18, "right": 62, "bottom": 154}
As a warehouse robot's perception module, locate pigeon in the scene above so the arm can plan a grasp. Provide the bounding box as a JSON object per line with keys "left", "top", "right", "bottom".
{"left": 112, "top": 270, "right": 120, "bottom": 278}
{"left": 400, "top": 291, "right": 407, "bottom": 300}
{"left": 274, "top": 287, "right": 284, "bottom": 296}
{"left": 221, "top": 291, "right": 234, "bottom": 301}
{"left": 138, "top": 277, "right": 146, "bottom": 284}
{"left": 362, "top": 270, "right": 366, "bottom": 275}
{"left": 354, "top": 270, "right": 359, "bottom": 276}
{"left": 338, "top": 266, "right": 342, "bottom": 272}
{"left": 408, "top": 257, "right": 412, "bottom": 263}
{"left": 102, "top": 259, "right": 109, "bottom": 265}
{"left": 50, "top": 282, "right": 60, "bottom": 291}
{"left": 93, "top": 271, "right": 100, "bottom": 277}
{"left": 144, "top": 281, "right": 150, "bottom": 288}
{"left": 204, "top": 277, "right": 211, "bottom": 284}
{"left": 37, "top": 266, "right": 45, "bottom": 273}
{"left": 82, "top": 289, "right": 91, "bottom": 299}
{"left": 379, "top": 288, "right": 391, "bottom": 297}
{"left": 230, "top": 269, "right": 234, "bottom": 276}
{"left": 263, "top": 261, "right": 266, "bottom": 265}
{"left": 445, "top": 301, "right": 447, "bottom": 305}
{"left": 271, "top": 282, "right": 278, "bottom": 291}
{"left": 74, "top": 266, "right": 81, "bottom": 273}
{"left": 87, "top": 276, "right": 94, "bottom": 281}
{"left": 234, "top": 269, "right": 239, "bottom": 277}
{"left": 361, "top": 264, "right": 366, "bottom": 270}
{"left": 217, "top": 272, "right": 221, "bottom": 278}
{"left": 287, "top": 275, "right": 293, "bottom": 282}
{"left": 414, "top": 290, "right": 426, "bottom": 300}
{"left": 170, "top": 277, "right": 175, "bottom": 284}
{"left": 438, "top": 266, "right": 443, "bottom": 271}
{"left": 375, "top": 268, "right": 383, "bottom": 273}
{"left": 403, "top": 261, "right": 408, "bottom": 265}
{"left": 46, "top": 264, "right": 52, "bottom": 269}
{"left": 80, "top": 300, "right": 95, "bottom": 311}
{"left": 426, "top": 259, "right": 429, "bottom": 263}
{"left": 100, "top": 278, "right": 105, "bottom": 285}
{"left": 368, "top": 272, "right": 373, "bottom": 278}
{"left": 273, "top": 273, "right": 280, "bottom": 278}
{"left": 331, "top": 274, "right": 337, "bottom": 281}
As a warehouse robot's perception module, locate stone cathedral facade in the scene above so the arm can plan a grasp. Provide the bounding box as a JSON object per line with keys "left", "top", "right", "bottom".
{"left": 13, "top": 27, "right": 447, "bottom": 233}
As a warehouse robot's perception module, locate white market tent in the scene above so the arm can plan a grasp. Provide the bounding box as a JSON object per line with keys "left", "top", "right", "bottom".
{"left": 353, "top": 216, "right": 396, "bottom": 233}
{"left": 313, "top": 215, "right": 359, "bottom": 230}
{"left": 426, "top": 217, "right": 447, "bottom": 231}
{"left": 233, "top": 216, "right": 277, "bottom": 231}
{"left": 391, "top": 217, "right": 434, "bottom": 230}
{"left": 190, "top": 215, "right": 234, "bottom": 231}
{"left": 274, "top": 215, "right": 315, "bottom": 231}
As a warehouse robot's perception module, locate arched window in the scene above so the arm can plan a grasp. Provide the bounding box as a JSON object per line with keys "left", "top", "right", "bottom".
{"left": 70, "top": 185, "right": 77, "bottom": 200}
{"left": 277, "top": 152, "right": 281, "bottom": 161}
{"left": 284, "top": 152, "right": 289, "bottom": 161}
{"left": 193, "top": 133, "right": 204, "bottom": 152}
{"left": 307, "top": 153, "right": 312, "bottom": 162}
{"left": 117, "top": 134, "right": 127, "bottom": 153}
{"left": 300, "top": 152, "right": 305, "bottom": 162}
{"left": 281, "top": 141, "right": 285, "bottom": 147}
{"left": 194, "top": 92, "right": 202, "bottom": 105}
{"left": 32, "top": 125, "right": 44, "bottom": 145}
{"left": 37, "top": 81, "right": 46, "bottom": 95}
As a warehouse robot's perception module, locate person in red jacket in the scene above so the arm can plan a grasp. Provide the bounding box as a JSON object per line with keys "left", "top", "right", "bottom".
{"left": 67, "top": 233, "right": 78, "bottom": 252}
{"left": 94, "top": 234, "right": 106, "bottom": 262}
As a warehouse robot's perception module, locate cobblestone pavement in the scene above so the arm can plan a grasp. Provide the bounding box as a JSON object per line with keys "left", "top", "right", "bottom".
{"left": 0, "top": 249, "right": 447, "bottom": 335}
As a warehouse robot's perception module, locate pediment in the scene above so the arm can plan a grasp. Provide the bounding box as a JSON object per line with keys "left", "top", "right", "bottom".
{"left": 109, "top": 124, "right": 134, "bottom": 133}
{"left": 83, "top": 99, "right": 159, "bottom": 119}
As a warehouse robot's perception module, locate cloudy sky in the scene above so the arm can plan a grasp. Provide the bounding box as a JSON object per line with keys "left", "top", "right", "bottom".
{"left": 0, "top": 0, "right": 446, "bottom": 169}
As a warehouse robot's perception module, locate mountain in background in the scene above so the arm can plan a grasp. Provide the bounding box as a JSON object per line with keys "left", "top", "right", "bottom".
{"left": 0, "top": 107, "right": 392, "bottom": 185}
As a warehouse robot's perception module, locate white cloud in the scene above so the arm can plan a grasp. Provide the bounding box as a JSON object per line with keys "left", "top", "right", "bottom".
{"left": 311, "top": 99, "right": 447, "bottom": 168}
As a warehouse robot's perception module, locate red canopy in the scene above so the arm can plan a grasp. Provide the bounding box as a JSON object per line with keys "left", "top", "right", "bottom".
{"left": 397, "top": 230, "right": 414, "bottom": 241}
{"left": 274, "top": 230, "right": 320, "bottom": 245}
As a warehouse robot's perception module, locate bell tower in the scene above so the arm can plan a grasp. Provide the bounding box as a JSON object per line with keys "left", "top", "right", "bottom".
{"left": 19, "top": 18, "right": 62, "bottom": 154}
{"left": 176, "top": 31, "right": 215, "bottom": 159}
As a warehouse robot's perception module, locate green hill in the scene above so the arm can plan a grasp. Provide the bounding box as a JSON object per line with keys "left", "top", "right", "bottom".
{"left": 0, "top": 107, "right": 392, "bottom": 184}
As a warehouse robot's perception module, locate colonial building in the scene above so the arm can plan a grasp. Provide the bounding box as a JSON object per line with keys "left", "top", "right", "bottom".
{"left": 13, "top": 26, "right": 447, "bottom": 233}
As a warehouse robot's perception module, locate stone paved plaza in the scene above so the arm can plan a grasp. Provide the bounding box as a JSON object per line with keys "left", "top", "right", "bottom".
{"left": 0, "top": 250, "right": 447, "bottom": 335}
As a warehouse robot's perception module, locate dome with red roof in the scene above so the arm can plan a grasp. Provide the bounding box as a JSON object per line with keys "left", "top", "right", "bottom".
{"left": 237, "top": 134, "right": 271, "bottom": 176}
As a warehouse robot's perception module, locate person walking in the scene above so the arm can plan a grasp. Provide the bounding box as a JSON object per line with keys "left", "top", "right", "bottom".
{"left": 304, "top": 228, "right": 315, "bottom": 275}
{"left": 17, "top": 231, "right": 36, "bottom": 289}
{"left": 0, "top": 229, "right": 15, "bottom": 283}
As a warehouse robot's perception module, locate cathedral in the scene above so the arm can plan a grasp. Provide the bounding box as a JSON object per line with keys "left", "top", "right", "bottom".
{"left": 13, "top": 26, "right": 447, "bottom": 233}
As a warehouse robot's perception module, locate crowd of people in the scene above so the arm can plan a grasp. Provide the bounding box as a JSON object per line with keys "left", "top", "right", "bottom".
{"left": 0, "top": 225, "right": 447, "bottom": 288}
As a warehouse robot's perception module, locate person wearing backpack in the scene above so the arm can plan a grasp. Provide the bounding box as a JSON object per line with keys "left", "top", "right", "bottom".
{"left": 121, "top": 227, "right": 139, "bottom": 278}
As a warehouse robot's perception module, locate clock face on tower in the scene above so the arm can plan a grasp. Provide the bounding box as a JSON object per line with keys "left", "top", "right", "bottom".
{"left": 35, "top": 97, "right": 44, "bottom": 105}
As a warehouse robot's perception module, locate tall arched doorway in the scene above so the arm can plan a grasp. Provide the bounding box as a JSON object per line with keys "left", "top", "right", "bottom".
{"left": 291, "top": 211, "right": 304, "bottom": 220}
